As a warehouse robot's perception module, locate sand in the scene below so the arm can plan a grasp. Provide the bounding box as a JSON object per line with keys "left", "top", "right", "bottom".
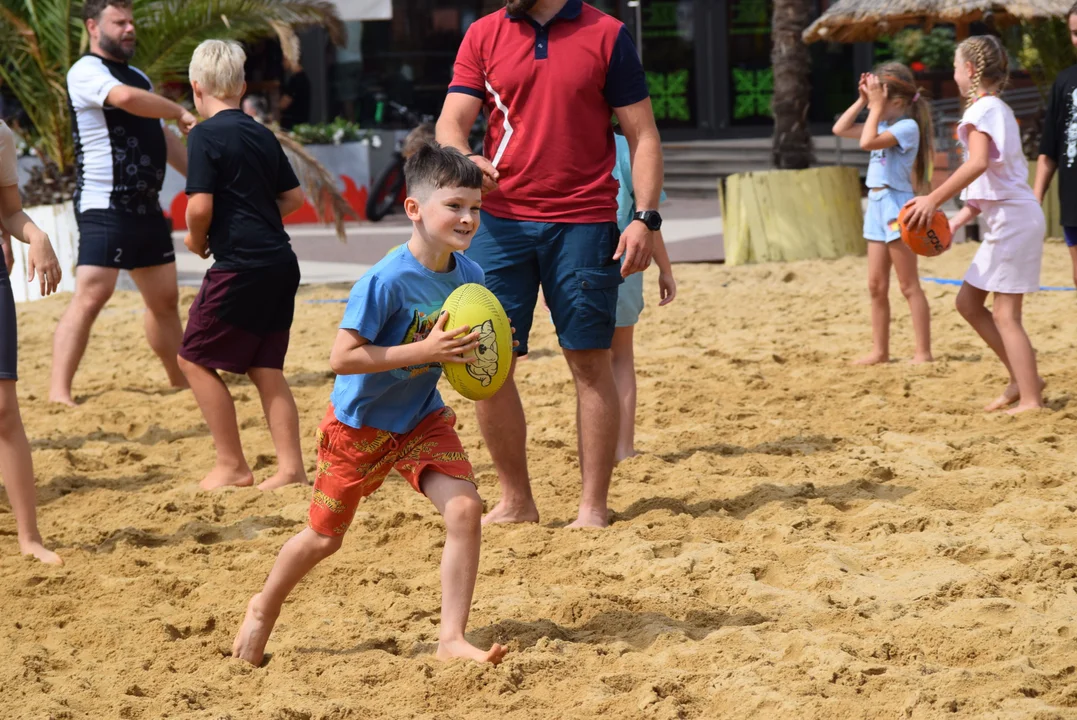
{"left": 3, "top": 241, "right": 1077, "bottom": 719}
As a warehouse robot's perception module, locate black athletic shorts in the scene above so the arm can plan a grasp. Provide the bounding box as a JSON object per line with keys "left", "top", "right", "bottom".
{"left": 76, "top": 208, "right": 175, "bottom": 270}
{"left": 0, "top": 262, "right": 17, "bottom": 381}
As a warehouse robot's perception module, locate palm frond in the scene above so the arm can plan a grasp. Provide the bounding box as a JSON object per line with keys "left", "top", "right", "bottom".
{"left": 275, "top": 130, "right": 360, "bottom": 242}
{"left": 0, "top": 1, "right": 73, "bottom": 167}
{"left": 133, "top": 0, "right": 344, "bottom": 85}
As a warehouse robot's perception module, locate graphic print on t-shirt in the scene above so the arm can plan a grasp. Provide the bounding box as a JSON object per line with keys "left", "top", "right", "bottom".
{"left": 67, "top": 54, "right": 167, "bottom": 215}
{"left": 1066, "top": 88, "right": 1077, "bottom": 169}
{"left": 393, "top": 304, "right": 441, "bottom": 379}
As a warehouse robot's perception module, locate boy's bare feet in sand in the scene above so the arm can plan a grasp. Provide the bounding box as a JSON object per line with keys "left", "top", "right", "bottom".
{"left": 853, "top": 352, "right": 889, "bottom": 366}
{"left": 909, "top": 353, "right": 934, "bottom": 365}
{"left": 20, "top": 538, "right": 62, "bottom": 565}
{"left": 437, "top": 637, "right": 508, "bottom": 664}
{"left": 615, "top": 448, "right": 638, "bottom": 463}
{"left": 985, "top": 378, "right": 1046, "bottom": 413}
{"left": 257, "top": 469, "right": 308, "bottom": 491}
{"left": 232, "top": 594, "right": 278, "bottom": 666}
{"left": 482, "top": 498, "right": 539, "bottom": 526}
{"left": 200, "top": 463, "right": 255, "bottom": 491}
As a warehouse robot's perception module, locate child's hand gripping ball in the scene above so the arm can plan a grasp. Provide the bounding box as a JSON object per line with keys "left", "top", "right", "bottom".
{"left": 440, "top": 283, "right": 513, "bottom": 401}
{"left": 897, "top": 206, "right": 952, "bottom": 257}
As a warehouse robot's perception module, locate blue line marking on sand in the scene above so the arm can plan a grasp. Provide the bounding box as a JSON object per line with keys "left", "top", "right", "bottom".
{"left": 922, "top": 277, "right": 1075, "bottom": 292}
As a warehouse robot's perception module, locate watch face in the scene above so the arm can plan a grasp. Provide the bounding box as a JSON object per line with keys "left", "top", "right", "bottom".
{"left": 645, "top": 212, "right": 662, "bottom": 231}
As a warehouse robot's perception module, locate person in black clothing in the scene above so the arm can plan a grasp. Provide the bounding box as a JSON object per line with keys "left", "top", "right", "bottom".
{"left": 179, "top": 40, "right": 309, "bottom": 492}
{"left": 1034, "top": 1, "right": 1077, "bottom": 287}
{"left": 279, "top": 57, "right": 311, "bottom": 129}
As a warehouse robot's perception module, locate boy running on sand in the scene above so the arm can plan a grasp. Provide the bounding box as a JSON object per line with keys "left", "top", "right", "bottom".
{"left": 178, "top": 40, "right": 308, "bottom": 490}
{"left": 233, "top": 142, "right": 508, "bottom": 666}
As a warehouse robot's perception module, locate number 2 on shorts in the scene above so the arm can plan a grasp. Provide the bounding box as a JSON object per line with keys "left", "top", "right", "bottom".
{"left": 114, "top": 247, "right": 123, "bottom": 264}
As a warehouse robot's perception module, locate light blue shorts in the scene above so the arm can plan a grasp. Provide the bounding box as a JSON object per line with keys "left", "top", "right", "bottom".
{"left": 864, "top": 188, "right": 915, "bottom": 243}
{"left": 616, "top": 270, "right": 644, "bottom": 327}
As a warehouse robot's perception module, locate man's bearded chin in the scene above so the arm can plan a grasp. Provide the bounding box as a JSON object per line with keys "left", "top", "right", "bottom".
{"left": 505, "top": 0, "right": 538, "bottom": 14}
{"left": 100, "top": 33, "right": 136, "bottom": 61}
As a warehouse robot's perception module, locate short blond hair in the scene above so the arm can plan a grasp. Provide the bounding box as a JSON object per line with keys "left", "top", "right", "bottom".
{"left": 189, "top": 40, "right": 246, "bottom": 99}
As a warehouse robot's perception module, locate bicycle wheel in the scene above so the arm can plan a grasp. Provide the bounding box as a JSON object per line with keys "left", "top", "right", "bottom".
{"left": 366, "top": 156, "right": 406, "bottom": 222}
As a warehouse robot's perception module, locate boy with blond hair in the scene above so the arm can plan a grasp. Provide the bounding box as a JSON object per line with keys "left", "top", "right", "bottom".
{"left": 178, "top": 40, "right": 308, "bottom": 491}
{"left": 233, "top": 142, "right": 508, "bottom": 667}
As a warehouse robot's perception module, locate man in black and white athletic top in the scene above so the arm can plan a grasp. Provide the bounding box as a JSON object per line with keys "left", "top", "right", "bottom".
{"left": 50, "top": 0, "right": 197, "bottom": 406}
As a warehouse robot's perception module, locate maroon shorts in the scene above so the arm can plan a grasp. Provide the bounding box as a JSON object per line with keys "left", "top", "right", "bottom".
{"left": 179, "top": 259, "right": 300, "bottom": 374}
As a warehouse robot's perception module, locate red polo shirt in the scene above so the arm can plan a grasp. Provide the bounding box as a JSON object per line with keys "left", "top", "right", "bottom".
{"left": 448, "top": 0, "right": 648, "bottom": 224}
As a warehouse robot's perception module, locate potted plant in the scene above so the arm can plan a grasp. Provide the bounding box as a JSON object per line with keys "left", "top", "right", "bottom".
{"left": 0, "top": 0, "right": 347, "bottom": 302}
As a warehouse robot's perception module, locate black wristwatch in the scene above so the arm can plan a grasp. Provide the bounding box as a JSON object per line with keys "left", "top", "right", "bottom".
{"left": 632, "top": 210, "right": 662, "bottom": 231}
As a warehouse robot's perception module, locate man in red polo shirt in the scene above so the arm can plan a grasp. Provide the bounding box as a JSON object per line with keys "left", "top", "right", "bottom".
{"left": 436, "top": 0, "right": 663, "bottom": 528}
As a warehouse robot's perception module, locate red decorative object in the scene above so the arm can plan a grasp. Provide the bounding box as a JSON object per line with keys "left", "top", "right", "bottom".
{"left": 911, "top": 61, "right": 926, "bottom": 73}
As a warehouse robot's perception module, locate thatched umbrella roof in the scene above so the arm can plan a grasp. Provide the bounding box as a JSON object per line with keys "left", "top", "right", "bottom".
{"left": 803, "top": 0, "right": 1073, "bottom": 44}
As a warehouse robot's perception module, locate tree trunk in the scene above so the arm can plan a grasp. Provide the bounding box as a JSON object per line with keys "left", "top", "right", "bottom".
{"left": 771, "top": 0, "right": 814, "bottom": 169}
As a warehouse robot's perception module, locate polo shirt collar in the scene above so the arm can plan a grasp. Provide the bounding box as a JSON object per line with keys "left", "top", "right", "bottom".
{"left": 505, "top": 0, "right": 582, "bottom": 22}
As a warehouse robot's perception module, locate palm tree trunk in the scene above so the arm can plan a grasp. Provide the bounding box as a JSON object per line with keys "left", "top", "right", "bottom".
{"left": 771, "top": 0, "right": 814, "bottom": 169}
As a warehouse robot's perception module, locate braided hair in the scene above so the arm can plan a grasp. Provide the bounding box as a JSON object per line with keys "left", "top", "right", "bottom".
{"left": 957, "top": 35, "right": 1009, "bottom": 108}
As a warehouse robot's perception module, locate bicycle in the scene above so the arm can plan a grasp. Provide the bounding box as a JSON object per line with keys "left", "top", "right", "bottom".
{"left": 365, "top": 99, "right": 486, "bottom": 222}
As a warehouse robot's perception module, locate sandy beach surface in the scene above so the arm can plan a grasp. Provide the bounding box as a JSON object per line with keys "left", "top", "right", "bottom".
{"left": 2, "top": 240, "right": 1077, "bottom": 719}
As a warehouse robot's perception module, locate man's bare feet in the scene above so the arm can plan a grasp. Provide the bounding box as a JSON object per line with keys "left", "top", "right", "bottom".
{"left": 481, "top": 498, "right": 539, "bottom": 526}
{"left": 232, "top": 594, "right": 278, "bottom": 667}
{"left": 19, "top": 539, "right": 63, "bottom": 565}
{"left": 615, "top": 448, "right": 638, "bottom": 464}
{"left": 909, "top": 354, "right": 934, "bottom": 365}
{"left": 49, "top": 392, "right": 78, "bottom": 408}
{"left": 257, "top": 469, "right": 309, "bottom": 491}
{"left": 853, "top": 352, "right": 889, "bottom": 366}
{"left": 567, "top": 507, "right": 609, "bottom": 529}
{"left": 436, "top": 637, "right": 508, "bottom": 665}
{"left": 200, "top": 463, "right": 255, "bottom": 491}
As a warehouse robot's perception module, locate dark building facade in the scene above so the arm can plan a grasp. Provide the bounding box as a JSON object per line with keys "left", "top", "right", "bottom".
{"left": 298, "top": 0, "right": 873, "bottom": 139}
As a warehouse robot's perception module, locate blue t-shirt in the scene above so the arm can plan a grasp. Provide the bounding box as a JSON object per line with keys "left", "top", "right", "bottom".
{"left": 330, "top": 245, "right": 485, "bottom": 434}
{"left": 864, "top": 118, "right": 920, "bottom": 193}
{"left": 612, "top": 134, "right": 668, "bottom": 233}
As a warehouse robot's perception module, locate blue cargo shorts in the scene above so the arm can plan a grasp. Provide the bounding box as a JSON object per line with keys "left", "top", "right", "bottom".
{"left": 466, "top": 211, "right": 623, "bottom": 356}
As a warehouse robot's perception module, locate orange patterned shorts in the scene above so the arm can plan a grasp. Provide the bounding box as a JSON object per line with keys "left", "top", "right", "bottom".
{"left": 309, "top": 404, "right": 475, "bottom": 536}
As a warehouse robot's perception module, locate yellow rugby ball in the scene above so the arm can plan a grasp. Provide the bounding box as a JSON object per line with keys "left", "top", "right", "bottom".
{"left": 440, "top": 283, "right": 512, "bottom": 401}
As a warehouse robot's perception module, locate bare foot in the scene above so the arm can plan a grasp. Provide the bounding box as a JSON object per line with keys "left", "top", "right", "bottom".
{"left": 909, "top": 354, "right": 934, "bottom": 365}
{"left": 1007, "top": 402, "right": 1046, "bottom": 416}
{"left": 985, "top": 383, "right": 1019, "bottom": 412}
{"left": 567, "top": 507, "right": 610, "bottom": 529}
{"left": 985, "top": 378, "right": 1046, "bottom": 413}
{"left": 49, "top": 392, "right": 78, "bottom": 408}
{"left": 232, "top": 594, "right": 278, "bottom": 667}
{"left": 481, "top": 498, "right": 539, "bottom": 526}
{"left": 852, "top": 352, "right": 889, "bottom": 366}
{"left": 436, "top": 637, "right": 508, "bottom": 665}
{"left": 19, "top": 540, "right": 63, "bottom": 566}
{"left": 615, "top": 448, "right": 639, "bottom": 464}
{"left": 257, "top": 469, "right": 309, "bottom": 491}
{"left": 200, "top": 464, "right": 255, "bottom": 491}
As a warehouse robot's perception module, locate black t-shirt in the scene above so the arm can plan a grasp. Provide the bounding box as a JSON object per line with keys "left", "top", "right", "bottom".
{"left": 1039, "top": 64, "right": 1077, "bottom": 227}
{"left": 280, "top": 72, "right": 311, "bottom": 129}
{"left": 185, "top": 110, "right": 301, "bottom": 270}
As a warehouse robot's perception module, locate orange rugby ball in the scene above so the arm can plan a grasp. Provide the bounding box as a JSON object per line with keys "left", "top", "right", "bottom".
{"left": 898, "top": 207, "right": 952, "bottom": 257}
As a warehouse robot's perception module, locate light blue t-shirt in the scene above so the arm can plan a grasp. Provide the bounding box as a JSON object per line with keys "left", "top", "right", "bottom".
{"left": 864, "top": 118, "right": 920, "bottom": 193}
{"left": 612, "top": 134, "right": 667, "bottom": 233}
{"left": 330, "top": 244, "right": 485, "bottom": 434}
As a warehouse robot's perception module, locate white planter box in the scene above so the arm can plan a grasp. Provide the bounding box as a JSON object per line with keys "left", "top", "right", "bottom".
{"left": 304, "top": 141, "right": 372, "bottom": 195}
{"left": 9, "top": 201, "right": 78, "bottom": 303}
